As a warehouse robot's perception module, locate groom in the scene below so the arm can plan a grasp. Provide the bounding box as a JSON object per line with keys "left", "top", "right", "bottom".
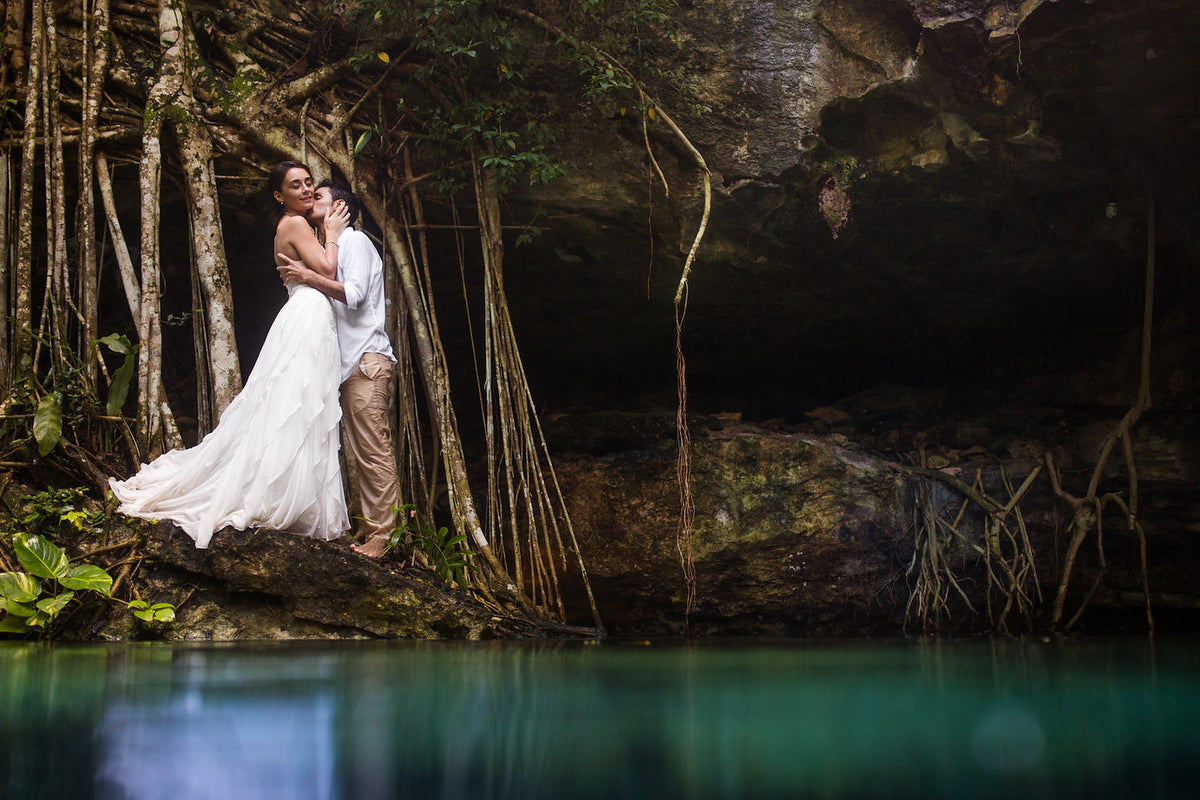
{"left": 277, "top": 180, "right": 399, "bottom": 558}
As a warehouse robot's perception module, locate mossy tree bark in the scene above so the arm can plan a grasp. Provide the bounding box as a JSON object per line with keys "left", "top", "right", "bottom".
{"left": 174, "top": 17, "right": 242, "bottom": 426}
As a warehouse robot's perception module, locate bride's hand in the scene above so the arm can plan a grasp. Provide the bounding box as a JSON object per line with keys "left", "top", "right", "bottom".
{"left": 324, "top": 199, "right": 350, "bottom": 241}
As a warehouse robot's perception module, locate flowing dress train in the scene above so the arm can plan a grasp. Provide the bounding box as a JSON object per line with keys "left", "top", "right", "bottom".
{"left": 109, "top": 283, "right": 349, "bottom": 548}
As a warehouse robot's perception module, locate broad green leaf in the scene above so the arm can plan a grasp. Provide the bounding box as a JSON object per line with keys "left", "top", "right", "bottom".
{"left": 0, "top": 572, "right": 40, "bottom": 603}
{"left": 26, "top": 610, "right": 50, "bottom": 628}
{"left": 127, "top": 599, "right": 148, "bottom": 611}
{"left": 37, "top": 591, "right": 74, "bottom": 618}
{"left": 14, "top": 535, "right": 70, "bottom": 581}
{"left": 2, "top": 598, "right": 36, "bottom": 617}
{"left": 106, "top": 352, "right": 136, "bottom": 416}
{"left": 151, "top": 604, "right": 176, "bottom": 623}
{"left": 96, "top": 333, "right": 134, "bottom": 355}
{"left": 133, "top": 608, "right": 154, "bottom": 622}
{"left": 0, "top": 615, "right": 31, "bottom": 634}
{"left": 33, "top": 394, "right": 63, "bottom": 456}
{"left": 60, "top": 564, "right": 113, "bottom": 595}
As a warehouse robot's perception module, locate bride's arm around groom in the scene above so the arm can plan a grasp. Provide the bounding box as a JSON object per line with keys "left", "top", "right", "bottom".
{"left": 277, "top": 180, "right": 401, "bottom": 560}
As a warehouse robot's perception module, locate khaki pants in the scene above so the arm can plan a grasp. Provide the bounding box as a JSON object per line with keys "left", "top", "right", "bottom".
{"left": 340, "top": 352, "right": 399, "bottom": 541}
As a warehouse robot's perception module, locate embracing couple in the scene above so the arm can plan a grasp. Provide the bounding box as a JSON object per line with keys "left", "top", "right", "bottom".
{"left": 109, "top": 161, "right": 397, "bottom": 559}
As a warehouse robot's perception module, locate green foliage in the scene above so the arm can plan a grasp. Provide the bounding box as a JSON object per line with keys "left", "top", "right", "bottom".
{"left": 386, "top": 504, "right": 474, "bottom": 588}
{"left": 515, "top": 225, "right": 543, "bottom": 248}
{"left": 574, "top": 51, "right": 635, "bottom": 102}
{"left": 306, "top": 0, "right": 705, "bottom": 196}
{"left": 17, "top": 487, "right": 104, "bottom": 538}
{"left": 0, "top": 330, "right": 134, "bottom": 464}
{"left": 353, "top": 127, "right": 377, "bottom": 158}
{"left": 0, "top": 534, "right": 110, "bottom": 634}
{"left": 815, "top": 151, "right": 861, "bottom": 185}
{"left": 96, "top": 333, "right": 137, "bottom": 416}
{"left": 32, "top": 394, "right": 62, "bottom": 457}
{"left": 128, "top": 600, "right": 177, "bottom": 624}
{"left": 0, "top": 532, "right": 175, "bottom": 636}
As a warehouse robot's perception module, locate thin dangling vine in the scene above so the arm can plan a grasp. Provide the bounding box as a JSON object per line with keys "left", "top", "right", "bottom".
{"left": 498, "top": 1, "right": 713, "bottom": 627}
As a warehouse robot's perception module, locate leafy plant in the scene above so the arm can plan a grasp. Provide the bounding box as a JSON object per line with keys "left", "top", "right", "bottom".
{"left": 96, "top": 333, "right": 137, "bottom": 416}
{"left": 385, "top": 504, "right": 474, "bottom": 588}
{"left": 127, "top": 600, "right": 176, "bottom": 624}
{"left": 0, "top": 534, "right": 114, "bottom": 634}
{"left": 0, "top": 533, "right": 176, "bottom": 636}
{"left": 32, "top": 393, "right": 63, "bottom": 456}
{"left": 18, "top": 487, "right": 105, "bottom": 537}
{"left": 0, "top": 330, "right": 133, "bottom": 464}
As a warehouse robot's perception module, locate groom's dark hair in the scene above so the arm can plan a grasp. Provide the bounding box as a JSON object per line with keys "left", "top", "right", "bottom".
{"left": 317, "top": 179, "right": 361, "bottom": 227}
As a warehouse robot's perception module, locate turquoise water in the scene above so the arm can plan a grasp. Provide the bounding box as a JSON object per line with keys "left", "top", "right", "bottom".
{"left": 2, "top": 638, "right": 1197, "bottom": 799}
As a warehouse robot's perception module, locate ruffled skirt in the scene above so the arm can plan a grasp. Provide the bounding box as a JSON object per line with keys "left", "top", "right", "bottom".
{"left": 110, "top": 285, "right": 349, "bottom": 548}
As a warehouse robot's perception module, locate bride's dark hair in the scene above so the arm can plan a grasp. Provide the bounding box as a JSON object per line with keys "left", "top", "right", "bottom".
{"left": 268, "top": 160, "right": 311, "bottom": 224}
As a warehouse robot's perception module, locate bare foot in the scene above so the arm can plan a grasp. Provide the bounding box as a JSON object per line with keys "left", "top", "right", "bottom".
{"left": 351, "top": 535, "right": 390, "bottom": 559}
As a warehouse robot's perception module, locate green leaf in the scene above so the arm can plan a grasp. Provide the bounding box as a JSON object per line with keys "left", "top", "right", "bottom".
{"left": 352, "top": 129, "right": 373, "bottom": 157}
{"left": 14, "top": 535, "right": 70, "bottom": 581}
{"left": 0, "top": 615, "right": 31, "bottom": 634}
{"left": 106, "top": 351, "right": 136, "bottom": 416}
{"left": 33, "top": 394, "right": 63, "bottom": 456}
{"left": 151, "top": 604, "right": 176, "bottom": 623}
{"left": 60, "top": 510, "right": 88, "bottom": 530}
{"left": 96, "top": 333, "right": 135, "bottom": 356}
{"left": 25, "top": 610, "right": 50, "bottom": 628}
{"left": 37, "top": 591, "right": 74, "bottom": 618}
{"left": 60, "top": 564, "right": 114, "bottom": 595}
{"left": 0, "top": 572, "right": 40, "bottom": 603}
{"left": 2, "top": 598, "right": 36, "bottom": 617}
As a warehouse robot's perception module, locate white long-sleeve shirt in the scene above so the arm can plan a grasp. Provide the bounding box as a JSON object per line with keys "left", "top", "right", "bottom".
{"left": 333, "top": 227, "right": 395, "bottom": 382}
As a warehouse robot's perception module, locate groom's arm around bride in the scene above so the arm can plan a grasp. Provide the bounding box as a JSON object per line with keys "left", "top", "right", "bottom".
{"left": 277, "top": 180, "right": 400, "bottom": 560}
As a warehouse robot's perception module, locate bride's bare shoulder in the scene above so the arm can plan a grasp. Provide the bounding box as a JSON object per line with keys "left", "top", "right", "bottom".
{"left": 275, "top": 214, "right": 313, "bottom": 237}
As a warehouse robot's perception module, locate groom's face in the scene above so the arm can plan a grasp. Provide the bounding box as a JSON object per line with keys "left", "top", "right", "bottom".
{"left": 309, "top": 187, "right": 332, "bottom": 224}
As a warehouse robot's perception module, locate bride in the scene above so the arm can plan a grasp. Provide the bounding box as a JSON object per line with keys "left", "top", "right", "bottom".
{"left": 109, "top": 161, "right": 351, "bottom": 548}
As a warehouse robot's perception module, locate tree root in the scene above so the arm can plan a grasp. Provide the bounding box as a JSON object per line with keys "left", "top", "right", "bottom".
{"left": 899, "top": 458, "right": 1042, "bottom": 634}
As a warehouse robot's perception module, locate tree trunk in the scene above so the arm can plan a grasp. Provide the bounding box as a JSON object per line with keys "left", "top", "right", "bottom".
{"left": 0, "top": 0, "right": 20, "bottom": 386}
{"left": 96, "top": 152, "right": 140, "bottom": 324}
{"left": 174, "top": 19, "right": 242, "bottom": 420}
{"left": 77, "top": 0, "right": 111, "bottom": 386}
{"left": 42, "top": 1, "right": 69, "bottom": 360}
{"left": 1, "top": 0, "right": 27, "bottom": 83}
{"left": 13, "top": 0, "right": 42, "bottom": 378}
{"left": 0, "top": 150, "right": 10, "bottom": 389}
{"left": 177, "top": 120, "right": 242, "bottom": 421}
{"left": 135, "top": 1, "right": 185, "bottom": 457}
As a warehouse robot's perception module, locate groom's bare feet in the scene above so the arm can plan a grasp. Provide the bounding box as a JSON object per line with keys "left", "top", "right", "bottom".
{"left": 351, "top": 534, "right": 390, "bottom": 559}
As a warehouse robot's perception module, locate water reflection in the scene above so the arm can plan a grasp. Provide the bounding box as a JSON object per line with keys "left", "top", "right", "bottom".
{"left": 2, "top": 638, "right": 1197, "bottom": 799}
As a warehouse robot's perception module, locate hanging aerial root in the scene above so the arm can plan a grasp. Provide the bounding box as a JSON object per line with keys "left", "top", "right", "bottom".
{"left": 497, "top": 5, "right": 711, "bottom": 628}
{"left": 894, "top": 459, "right": 1042, "bottom": 633}
{"left": 1046, "top": 193, "right": 1156, "bottom": 634}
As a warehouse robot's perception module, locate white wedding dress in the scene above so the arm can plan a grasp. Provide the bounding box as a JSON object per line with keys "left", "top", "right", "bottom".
{"left": 109, "top": 283, "right": 349, "bottom": 548}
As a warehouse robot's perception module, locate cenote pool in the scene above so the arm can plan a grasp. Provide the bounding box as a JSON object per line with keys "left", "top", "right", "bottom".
{"left": 2, "top": 637, "right": 1197, "bottom": 799}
